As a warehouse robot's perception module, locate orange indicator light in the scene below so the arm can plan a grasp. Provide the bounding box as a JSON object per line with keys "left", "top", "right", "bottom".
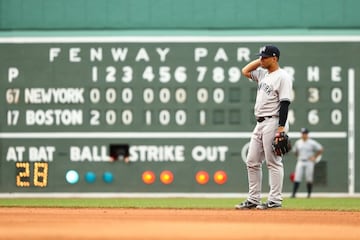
{"left": 195, "top": 171, "right": 209, "bottom": 185}
{"left": 213, "top": 170, "right": 227, "bottom": 185}
{"left": 142, "top": 171, "right": 156, "bottom": 184}
{"left": 160, "top": 170, "right": 174, "bottom": 185}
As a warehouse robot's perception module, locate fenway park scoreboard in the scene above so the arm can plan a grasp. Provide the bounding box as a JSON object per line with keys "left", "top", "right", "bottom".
{"left": 0, "top": 36, "right": 358, "bottom": 195}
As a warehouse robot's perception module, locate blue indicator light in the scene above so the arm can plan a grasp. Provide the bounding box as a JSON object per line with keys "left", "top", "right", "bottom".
{"left": 85, "top": 172, "right": 96, "bottom": 183}
{"left": 103, "top": 172, "right": 114, "bottom": 183}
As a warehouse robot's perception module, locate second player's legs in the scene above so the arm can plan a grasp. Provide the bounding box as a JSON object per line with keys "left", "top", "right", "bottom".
{"left": 305, "top": 162, "right": 315, "bottom": 198}
{"left": 305, "top": 162, "right": 315, "bottom": 183}
{"left": 294, "top": 162, "right": 305, "bottom": 182}
{"left": 292, "top": 162, "right": 304, "bottom": 198}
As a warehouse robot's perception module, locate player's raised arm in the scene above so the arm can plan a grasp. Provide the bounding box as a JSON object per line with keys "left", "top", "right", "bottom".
{"left": 241, "top": 59, "right": 261, "bottom": 79}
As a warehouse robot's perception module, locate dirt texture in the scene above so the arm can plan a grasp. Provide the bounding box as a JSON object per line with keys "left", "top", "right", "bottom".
{"left": 1, "top": 208, "right": 359, "bottom": 240}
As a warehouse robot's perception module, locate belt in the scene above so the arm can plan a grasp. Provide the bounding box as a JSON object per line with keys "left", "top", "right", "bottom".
{"left": 256, "top": 116, "right": 272, "bottom": 122}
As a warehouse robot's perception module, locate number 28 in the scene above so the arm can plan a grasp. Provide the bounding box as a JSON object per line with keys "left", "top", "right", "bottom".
{"left": 16, "top": 162, "right": 48, "bottom": 187}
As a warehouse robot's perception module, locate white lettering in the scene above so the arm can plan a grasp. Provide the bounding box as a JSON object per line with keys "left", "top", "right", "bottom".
{"left": 129, "top": 145, "right": 185, "bottom": 162}
{"left": 194, "top": 48, "right": 208, "bottom": 62}
{"left": 192, "top": 146, "right": 228, "bottom": 162}
{"left": 8, "top": 68, "right": 19, "bottom": 82}
{"left": 70, "top": 146, "right": 109, "bottom": 162}
{"left": 6, "top": 146, "right": 25, "bottom": 161}
{"left": 195, "top": 47, "right": 251, "bottom": 62}
{"left": 69, "top": 48, "right": 81, "bottom": 62}
{"left": 135, "top": 48, "right": 150, "bottom": 62}
{"left": 111, "top": 48, "right": 128, "bottom": 61}
{"left": 49, "top": 46, "right": 252, "bottom": 63}
{"left": 47, "top": 47, "right": 171, "bottom": 62}
{"left": 90, "top": 48, "right": 103, "bottom": 62}
{"left": 49, "top": 48, "right": 61, "bottom": 62}
{"left": 307, "top": 66, "right": 320, "bottom": 81}
{"left": 24, "top": 88, "right": 85, "bottom": 104}
{"left": 237, "top": 48, "right": 251, "bottom": 61}
{"left": 331, "top": 66, "right": 342, "bottom": 82}
{"left": 156, "top": 48, "right": 170, "bottom": 62}
{"left": 28, "top": 146, "right": 55, "bottom": 162}
{"left": 26, "top": 109, "right": 83, "bottom": 126}
{"left": 214, "top": 48, "right": 228, "bottom": 62}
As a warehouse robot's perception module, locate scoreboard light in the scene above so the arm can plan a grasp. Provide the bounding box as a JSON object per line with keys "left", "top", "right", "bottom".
{"left": 85, "top": 171, "right": 96, "bottom": 183}
{"left": 160, "top": 170, "right": 174, "bottom": 185}
{"left": 213, "top": 170, "right": 227, "bottom": 185}
{"left": 65, "top": 170, "right": 79, "bottom": 184}
{"left": 102, "top": 172, "right": 114, "bottom": 183}
{"left": 142, "top": 171, "right": 156, "bottom": 184}
{"left": 195, "top": 171, "right": 209, "bottom": 185}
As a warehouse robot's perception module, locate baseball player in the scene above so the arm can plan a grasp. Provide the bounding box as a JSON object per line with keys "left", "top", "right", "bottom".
{"left": 291, "top": 128, "right": 323, "bottom": 198}
{"left": 235, "top": 45, "right": 293, "bottom": 210}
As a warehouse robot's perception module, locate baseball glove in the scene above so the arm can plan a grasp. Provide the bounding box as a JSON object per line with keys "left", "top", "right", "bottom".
{"left": 272, "top": 132, "right": 291, "bottom": 156}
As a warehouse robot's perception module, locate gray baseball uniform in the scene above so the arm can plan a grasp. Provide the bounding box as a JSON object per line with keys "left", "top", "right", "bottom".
{"left": 246, "top": 67, "right": 292, "bottom": 204}
{"left": 293, "top": 138, "right": 323, "bottom": 182}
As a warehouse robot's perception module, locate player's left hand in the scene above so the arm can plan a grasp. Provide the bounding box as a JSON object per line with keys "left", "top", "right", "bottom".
{"left": 272, "top": 132, "right": 291, "bottom": 156}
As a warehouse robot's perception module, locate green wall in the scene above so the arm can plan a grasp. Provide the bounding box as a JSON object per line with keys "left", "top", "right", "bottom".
{"left": 0, "top": 38, "right": 358, "bottom": 194}
{"left": 1, "top": 0, "right": 359, "bottom": 30}
{"left": 0, "top": 0, "right": 359, "bottom": 195}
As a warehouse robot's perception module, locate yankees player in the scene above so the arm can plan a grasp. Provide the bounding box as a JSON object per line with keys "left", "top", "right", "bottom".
{"left": 291, "top": 128, "right": 323, "bottom": 198}
{"left": 235, "top": 45, "right": 293, "bottom": 210}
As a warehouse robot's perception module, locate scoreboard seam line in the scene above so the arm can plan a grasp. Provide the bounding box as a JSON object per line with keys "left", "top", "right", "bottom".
{"left": 1, "top": 36, "right": 360, "bottom": 43}
{"left": 0, "top": 132, "right": 347, "bottom": 139}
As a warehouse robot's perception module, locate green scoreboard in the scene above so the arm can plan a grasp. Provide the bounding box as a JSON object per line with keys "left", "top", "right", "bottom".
{"left": 0, "top": 36, "right": 358, "bottom": 195}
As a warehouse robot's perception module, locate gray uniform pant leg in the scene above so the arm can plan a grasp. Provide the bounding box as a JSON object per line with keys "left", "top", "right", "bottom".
{"left": 246, "top": 124, "right": 265, "bottom": 204}
{"left": 294, "top": 161, "right": 315, "bottom": 183}
{"left": 246, "top": 118, "right": 283, "bottom": 204}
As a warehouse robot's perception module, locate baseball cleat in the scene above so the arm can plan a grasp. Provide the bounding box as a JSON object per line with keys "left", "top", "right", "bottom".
{"left": 256, "top": 201, "right": 282, "bottom": 210}
{"left": 234, "top": 200, "right": 258, "bottom": 210}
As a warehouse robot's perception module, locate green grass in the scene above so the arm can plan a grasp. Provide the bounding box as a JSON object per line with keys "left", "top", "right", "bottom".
{"left": 0, "top": 198, "right": 359, "bottom": 211}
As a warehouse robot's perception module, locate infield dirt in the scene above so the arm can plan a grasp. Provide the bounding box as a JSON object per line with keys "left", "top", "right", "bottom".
{"left": 0, "top": 208, "right": 359, "bottom": 240}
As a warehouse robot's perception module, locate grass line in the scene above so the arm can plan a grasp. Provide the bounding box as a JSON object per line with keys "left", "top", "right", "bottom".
{"left": 0, "top": 198, "right": 359, "bottom": 211}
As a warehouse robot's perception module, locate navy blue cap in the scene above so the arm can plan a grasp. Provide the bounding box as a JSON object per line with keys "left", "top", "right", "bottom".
{"left": 256, "top": 45, "right": 280, "bottom": 58}
{"left": 301, "top": 128, "right": 309, "bottom": 134}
